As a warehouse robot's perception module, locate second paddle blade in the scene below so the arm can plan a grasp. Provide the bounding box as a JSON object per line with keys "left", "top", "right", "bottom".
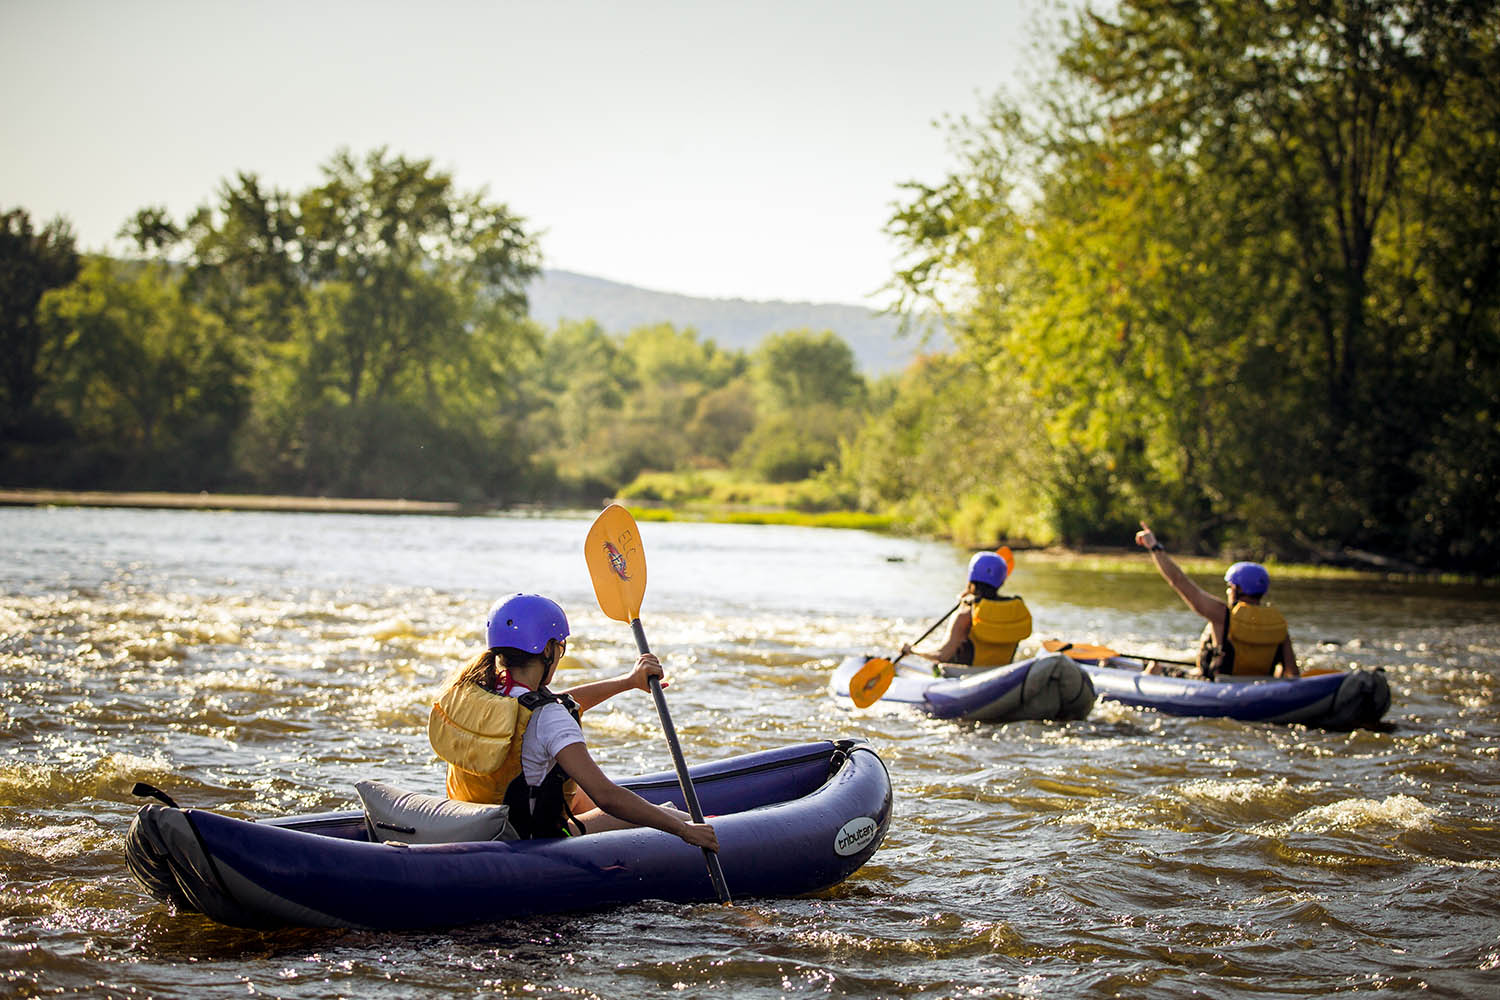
{"left": 849, "top": 657, "right": 896, "bottom": 708}
{"left": 1042, "top": 639, "right": 1118, "bottom": 661}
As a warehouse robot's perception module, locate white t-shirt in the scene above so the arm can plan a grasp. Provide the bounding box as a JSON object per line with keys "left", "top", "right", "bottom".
{"left": 518, "top": 693, "right": 585, "bottom": 787}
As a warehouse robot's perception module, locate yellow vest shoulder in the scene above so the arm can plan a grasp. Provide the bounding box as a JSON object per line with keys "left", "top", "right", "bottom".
{"left": 429, "top": 684, "right": 531, "bottom": 803}
{"left": 969, "top": 596, "right": 1033, "bottom": 666}
{"left": 1225, "top": 603, "right": 1289, "bottom": 675}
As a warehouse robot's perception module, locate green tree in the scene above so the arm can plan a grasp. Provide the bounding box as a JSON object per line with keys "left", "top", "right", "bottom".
{"left": 293, "top": 148, "right": 538, "bottom": 407}
{"left": 687, "top": 378, "right": 757, "bottom": 465}
{"left": 1062, "top": 0, "right": 1498, "bottom": 555}
{"left": 128, "top": 148, "right": 543, "bottom": 499}
{"left": 749, "top": 329, "right": 865, "bottom": 412}
{"left": 728, "top": 329, "right": 868, "bottom": 482}
{"left": 622, "top": 323, "right": 742, "bottom": 396}
{"left": 836, "top": 355, "right": 1051, "bottom": 544}
{"left": 510, "top": 319, "right": 634, "bottom": 497}
{"left": 734, "top": 403, "right": 858, "bottom": 483}
{"left": 0, "top": 208, "right": 79, "bottom": 431}
{"left": 887, "top": 0, "right": 1500, "bottom": 567}
{"left": 1388, "top": 20, "right": 1500, "bottom": 566}
{"left": 36, "top": 256, "right": 245, "bottom": 486}
{"left": 525, "top": 319, "right": 631, "bottom": 451}
{"left": 612, "top": 323, "right": 748, "bottom": 474}
{"left": 507, "top": 321, "right": 753, "bottom": 496}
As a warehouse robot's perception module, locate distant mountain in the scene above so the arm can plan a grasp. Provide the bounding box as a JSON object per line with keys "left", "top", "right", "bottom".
{"left": 525, "top": 269, "right": 946, "bottom": 375}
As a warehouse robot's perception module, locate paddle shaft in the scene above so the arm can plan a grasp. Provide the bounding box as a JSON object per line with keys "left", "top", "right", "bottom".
{"left": 1131, "top": 654, "right": 1199, "bottom": 667}
{"left": 628, "top": 617, "right": 733, "bottom": 905}
{"left": 890, "top": 600, "right": 962, "bottom": 669}
{"left": 1048, "top": 640, "right": 1198, "bottom": 669}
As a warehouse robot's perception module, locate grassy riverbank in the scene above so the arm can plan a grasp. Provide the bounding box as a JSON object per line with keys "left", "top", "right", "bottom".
{"left": 0, "top": 488, "right": 474, "bottom": 516}
{"left": 617, "top": 470, "right": 893, "bottom": 531}
{"left": 0, "top": 485, "right": 892, "bottom": 530}
{"left": 5, "top": 486, "right": 1488, "bottom": 586}
{"left": 627, "top": 504, "right": 894, "bottom": 531}
{"left": 626, "top": 502, "right": 1489, "bottom": 586}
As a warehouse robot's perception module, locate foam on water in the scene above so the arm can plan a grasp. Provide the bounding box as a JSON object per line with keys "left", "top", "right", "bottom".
{"left": 1283, "top": 793, "right": 1441, "bottom": 834}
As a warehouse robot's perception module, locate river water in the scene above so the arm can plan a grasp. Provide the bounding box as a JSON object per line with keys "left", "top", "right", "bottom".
{"left": 3, "top": 506, "right": 1497, "bottom": 998}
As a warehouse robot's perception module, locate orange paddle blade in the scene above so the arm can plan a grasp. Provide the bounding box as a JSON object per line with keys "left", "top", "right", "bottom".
{"left": 997, "top": 545, "right": 1015, "bottom": 577}
{"left": 585, "top": 504, "right": 647, "bottom": 623}
{"left": 849, "top": 657, "right": 895, "bottom": 708}
{"left": 1043, "top": 638, "right": 1120, "bottom": 660}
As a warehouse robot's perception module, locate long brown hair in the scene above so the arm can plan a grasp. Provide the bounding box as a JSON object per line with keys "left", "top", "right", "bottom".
{"left": 440, "top": 640, "right": 562, "bottom": 697}
{"left": 970, "top": 580, "right": 1001, "bottom": 601}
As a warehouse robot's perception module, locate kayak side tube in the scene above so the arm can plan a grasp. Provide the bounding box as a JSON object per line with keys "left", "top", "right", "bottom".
{"left": 1082, "top": 661, "right": 1390, "bottom": 729}
{"left": 831, "top": 653, "right": 1094, "bottom": 722}
{"left": 926, "top": 653, "right": 1095, "bottom": 722}
{"left": 125, "top": 739, "right": 893, "bottom": 931}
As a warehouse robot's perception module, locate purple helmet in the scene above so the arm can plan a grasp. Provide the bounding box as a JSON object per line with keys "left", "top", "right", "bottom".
{"left": 968, "top": 552, "right": 1008, "bottom": 589}
{"left": 1224, "top": 562, "right": 1270, "bottom": 596}
{"left": 486, "top": 594, "right": 570, "bottom": 653}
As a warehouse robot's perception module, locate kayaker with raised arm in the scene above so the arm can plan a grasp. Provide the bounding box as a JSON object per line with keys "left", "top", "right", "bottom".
{"left": 429, "top": 593, "right": 719, "bottom": 849}
{"left": 1134, "top": 522, "right": 1298, "bottom": 680}
{"left": 903, "top": 551, "right": 1032, "bottom": 667}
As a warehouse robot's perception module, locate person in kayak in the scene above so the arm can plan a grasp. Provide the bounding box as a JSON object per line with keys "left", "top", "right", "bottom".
{"left": 902, "top": 551, "right": 1032, "bottom": 667}
{"left": 429, "top": 593, "right": 719, "bottom": 850}
{"left": 1134, "top": 522, "right": 1299, "bottom": 680}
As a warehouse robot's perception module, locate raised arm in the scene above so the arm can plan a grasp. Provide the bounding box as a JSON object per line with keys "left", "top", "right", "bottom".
{"left": 1135, "top": 522, "right": 1226, "bottom": 625}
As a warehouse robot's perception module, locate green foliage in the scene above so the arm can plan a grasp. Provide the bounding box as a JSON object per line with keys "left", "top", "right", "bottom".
{"left": 686, "top": 378, "right": 758, "bottom": 464}
{"left": 30, "top": 256, "right": 244, "bottom": 488}
{"left": 883, "top": 0, "right": 1500, "bottom": 569}
{"left": 834, "top": 355, "right": 1055, "bottom": 545}
{"left": 515, "top": 319, "right": 869, "bottom": 497}
{"left": 121, "top": 147, "right": 542, "bottom": 500}
{"left": 518, "top": 321, "right": 701, "bottom": 488}
{"left": 40, "top": 258, "right": 225, "bottom": 444}
{"left": 618, "top": 469, "right": 858, "bottom": 514}
{"left": 750, "top": 329, "right": 866, "bottom": 412}
{"left": 0, "top": 208, "right": 80, "bottom": 430}
{"left": 734, "top": 404, "right": 855, "bottom": 483}
{"left": 623, "top": 323, "right": 743, "bottom": 393}
{"left": 4, "top": 156, "right": 874, "bottom": 515}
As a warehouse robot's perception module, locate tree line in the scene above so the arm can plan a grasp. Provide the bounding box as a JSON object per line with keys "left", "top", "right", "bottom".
{"left": 1, "top": 149, "right": 867, "bottom": 505}
{"left": 4, "top": 1, "right": 1497, "bottom": 572}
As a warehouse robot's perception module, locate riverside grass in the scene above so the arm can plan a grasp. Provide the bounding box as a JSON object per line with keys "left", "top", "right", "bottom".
{"left": 616, "top": 471, "right": 1486, "bottom": 584}
{"left": 4, "top": 484, "right": 1473, "bottom": 585}
{"left": 628, "top": 505, "right": 894, "bottom": 531}
{"left": 622, "top": 509, "right": 1409, "bottom": 582}
{"left": 618, "top": 470, "right": 893, "bottom": 530}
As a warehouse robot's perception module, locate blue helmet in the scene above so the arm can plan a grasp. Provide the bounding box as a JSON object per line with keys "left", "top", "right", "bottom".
{"left": 968, "top": 552, "right": 1008, "bottom": 589}
{"left": 486, "top": 594, "right": 570, "bottom": 653}
{"left": 1224, "top": 562, "right": 1270, "bottom": 597}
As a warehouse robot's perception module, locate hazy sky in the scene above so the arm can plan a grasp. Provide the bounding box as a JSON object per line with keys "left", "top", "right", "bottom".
{"left": 2, "top": 0, "right": 1055, "bottom": 306}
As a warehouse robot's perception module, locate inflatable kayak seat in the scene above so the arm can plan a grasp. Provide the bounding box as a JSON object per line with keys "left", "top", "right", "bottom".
{"left": 355, "top": 780, "right": 518, "bottom": 844}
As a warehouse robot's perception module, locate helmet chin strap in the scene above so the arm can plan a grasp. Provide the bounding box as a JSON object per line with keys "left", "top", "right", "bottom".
{"left": 540, "top": 639, "right": 564, "bottom": 686}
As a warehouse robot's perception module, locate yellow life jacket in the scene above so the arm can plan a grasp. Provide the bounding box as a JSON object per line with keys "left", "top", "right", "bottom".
{"left": 429, "top": 682, "right": 531, "bottom": 803}
{"left": 1198, "top": 602, "right": 1288, "bottom": 677}
{"left": 968, "top": 596, "right": 1033, "bottom": 666}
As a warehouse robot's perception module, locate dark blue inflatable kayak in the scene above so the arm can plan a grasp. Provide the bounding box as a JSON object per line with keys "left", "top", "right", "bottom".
{"left": 1078, "top": 656, "right": 1390, "bottom": 729}
{"left": 830, "top": 654, "right": 1094, "bottom": 722}
{"left": 125, "top": 739, "right": 891, "bottom": 930}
